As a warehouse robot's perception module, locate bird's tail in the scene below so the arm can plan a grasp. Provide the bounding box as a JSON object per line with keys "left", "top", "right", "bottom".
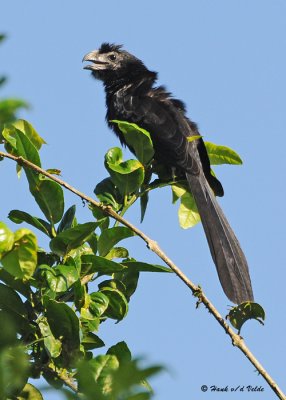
{"left": 186, "top": 172, "right": 254, "bottom": 304}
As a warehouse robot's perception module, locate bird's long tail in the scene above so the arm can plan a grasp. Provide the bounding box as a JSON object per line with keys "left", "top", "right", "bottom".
{"left": 186, "top": 173, "right": 254, "bottom": 304}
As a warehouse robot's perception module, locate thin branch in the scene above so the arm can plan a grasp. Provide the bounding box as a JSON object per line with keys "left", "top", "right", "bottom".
{"left": 42, "top": 366, "right": 78, "bottom": 393}
{"left": 1, "top": 151, "right": 285, "bottom": 400}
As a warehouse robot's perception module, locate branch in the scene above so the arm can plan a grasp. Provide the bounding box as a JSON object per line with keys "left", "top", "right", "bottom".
{"left": 1, "top": 151, "right": 285, "bottom": 400}
{"left": 42, "top": 366, "right": 78, "bottom": 393}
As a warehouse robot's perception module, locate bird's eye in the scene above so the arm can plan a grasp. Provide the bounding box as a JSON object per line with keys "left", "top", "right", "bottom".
{"left": 108, "top": 54, "right": 117, "bottom": 61}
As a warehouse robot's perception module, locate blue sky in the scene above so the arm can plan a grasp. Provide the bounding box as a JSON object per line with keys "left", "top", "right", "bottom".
{"left": 1, "top": 1, "right": 286, "bottom": 399}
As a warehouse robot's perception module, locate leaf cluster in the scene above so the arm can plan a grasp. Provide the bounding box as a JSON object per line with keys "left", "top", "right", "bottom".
{"left": 0, "top": 120, "right": 168, "bottom": 399}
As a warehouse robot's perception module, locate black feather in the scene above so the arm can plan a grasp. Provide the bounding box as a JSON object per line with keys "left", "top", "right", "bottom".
{"left": 99, "top": 42, "right": 123, "bottom": 53}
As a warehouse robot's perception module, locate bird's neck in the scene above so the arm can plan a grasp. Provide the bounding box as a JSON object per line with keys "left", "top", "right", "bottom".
{"left": 104, "top": 70, "right": 157, "bottom": 96}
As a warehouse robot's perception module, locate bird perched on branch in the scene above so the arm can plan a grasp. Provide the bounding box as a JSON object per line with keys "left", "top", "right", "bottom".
{"left": 83, "top": 43, "right": 254, "bottom": 304}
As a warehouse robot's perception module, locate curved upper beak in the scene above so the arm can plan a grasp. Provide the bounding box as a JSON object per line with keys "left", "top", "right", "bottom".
{"left": 82, "top": 50, "right": 108, "bottom": 70}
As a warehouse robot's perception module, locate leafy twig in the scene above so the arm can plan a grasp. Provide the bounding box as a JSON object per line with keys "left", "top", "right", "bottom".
{"left": 0, "top": 151, "right": 285, "bottom": 400}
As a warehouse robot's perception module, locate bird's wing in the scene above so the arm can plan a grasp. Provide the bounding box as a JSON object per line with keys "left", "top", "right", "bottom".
{"left": 118, "top": 94, "right": 200, "bottom": 174}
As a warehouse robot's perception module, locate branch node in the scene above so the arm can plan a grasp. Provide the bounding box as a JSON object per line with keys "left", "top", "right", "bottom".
{"left": 147, "top": 239, "right": 158, "bottom": 251}
{"left": 232, "top": 333, "right": 243, "bottom": 347}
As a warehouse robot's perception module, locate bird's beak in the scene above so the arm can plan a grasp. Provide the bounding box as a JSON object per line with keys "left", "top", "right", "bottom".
{"left": 82, "top": 50, "right": 108, "bottom": 70}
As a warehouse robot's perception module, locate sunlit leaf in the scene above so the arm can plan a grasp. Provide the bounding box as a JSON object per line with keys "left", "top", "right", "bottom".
{"left": 186, "top": 135, "right": 202, "bottom": 142}
{"left": 178, "top": 191, "right": 200, "bottom": 229}
{"left": 17, "top": 383, "right": 43, "bottom": 400}
{"left": 0, "top": 222, "right": 14, "bottom": 255}
{"left": 105, "top": 147, "right": 145, "bottom": 197}
{"left": 205, "top": 141, "right": 242, "bottom": 165}
{"left": 89, "top": 292, "right": 110, "bottom": 317}
{"left": 1, "top": 228, "right": 37, "bottom": 280}
{"left": 38, "top": 316, "right": 62, "bottom": 358}
{"left": 105, "top": 247, "right": 129, "bottom": 260}
{"left": 171, "top": 183, "right": 187, "bottom": 204}
{"left": 111, "top": 120, "right": 154, "bottom": 165}
{"left": 13, "top": 119, "right": 46, "bottom": 150}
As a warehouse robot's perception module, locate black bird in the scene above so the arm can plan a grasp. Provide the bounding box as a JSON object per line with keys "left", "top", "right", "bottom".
{"left": 83, "top": 43, "right": 254, "bottom": 304}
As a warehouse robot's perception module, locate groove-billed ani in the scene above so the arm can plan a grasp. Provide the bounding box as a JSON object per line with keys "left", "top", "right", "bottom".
{"left": 83, "top": 43, "right": 254, "bottom": 304}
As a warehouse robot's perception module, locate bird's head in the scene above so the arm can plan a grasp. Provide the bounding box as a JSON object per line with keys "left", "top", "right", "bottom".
{"left": 83, "top": 43, "right": 149, "bottom": 84}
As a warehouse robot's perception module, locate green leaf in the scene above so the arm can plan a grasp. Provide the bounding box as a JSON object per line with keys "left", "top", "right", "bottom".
{"left": 81, "top": 254, "right": 127, "bottom": 275}
{"left": 50, "top": 222, "right": 98, "bottom": 257}
{"left": 0, "top": 269, "right": 31, "bottom": 299}
{"left": 2, "top": 126, "right": 41, "bottom": 167}
{"left": 82, "top": 332, "right": 105, "bottom": 350}
{"left": 121, "top": 261, "right": 172, "bottom": 273}
{"left": 99, "top": 286, "right": 129, "bottom": 321}
{"left": 74, "top": 280, "right": 86, "bottom": 310}
{"left": 0, "top": 346, "right": 29, "bottom": 399}
{"left": 45, "top": 299, "right": 80, "bottom": 355}
{"left": 30, "top": 177, "right": 64, "bottom": 225}
{"left": 0, "top": 222, "right": 14, "bottom": 255}
{"left": 98, "top": 227, "right": 135, "bottom": 257}
{"left": 228, "top": 302, "right": 265, "bottom": 333}
{"left": 205, "top": 141, "right": 243, "bottom": 165}
{"left": 13, "top": 119, "right": 46, "bottom": 150}
{"left": 8, "top": 210, "right": 52, "bottom": 237}
{"left": 1, "top": 228, "right": 37, "bottom": 280}
{"left": 0, "top": 100, "right": 29, "bottom": 134}
{"left": 38, "top": 316, "right": 62, "bottom": 358}
{"left": 111, "top": 359, "right": 162, "bottom": 398}
{"left": 105, "top": 147, "right": 145, "bottom": 197}
{"left": 105, "top": 147, "right": 122, "bottom": 165}
{"left": 39, "top": 264, "right": 79, "bottom": 293}
{"left": 17, "top": 383, "right": 43, "bottom": 400}
{"left": 77, "top": 355, "right": 119, "bottom": 398}
{"left": 107, "top": 341, "right": 132, "bottom": 364}
{"left": 46, "top": 168, "right": 61, "bottom": 175}
{"left": 186, "top": 135, "right": 202, "bottom": 142}
{"left": 111, "top": 120, "right": 155, "bottom": 165}
{"left": 0, "top": 311, "right": 17, "bottom": 349}
{"left": 89, "top": 292, "right": 110, "bottom": 317}
{"left": 171, "top": 183, "right": 187, "bottom": 204}
{"left": 94, "top": 177, "right": 123, "bottom": 211}
{"left": 106, "top": 247, "right": 129, "bottom": 260}
{"left": 178, "top": 191, "right": 200, "bottom": 229}
{"left": 57, "top": 205, "right": 76, "bottom": 233}
{"left": 114, "top": 270, "right": 140, "bottom": 300}
{"left": 0, "top": 283, "right": 27, "bottom": 319}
